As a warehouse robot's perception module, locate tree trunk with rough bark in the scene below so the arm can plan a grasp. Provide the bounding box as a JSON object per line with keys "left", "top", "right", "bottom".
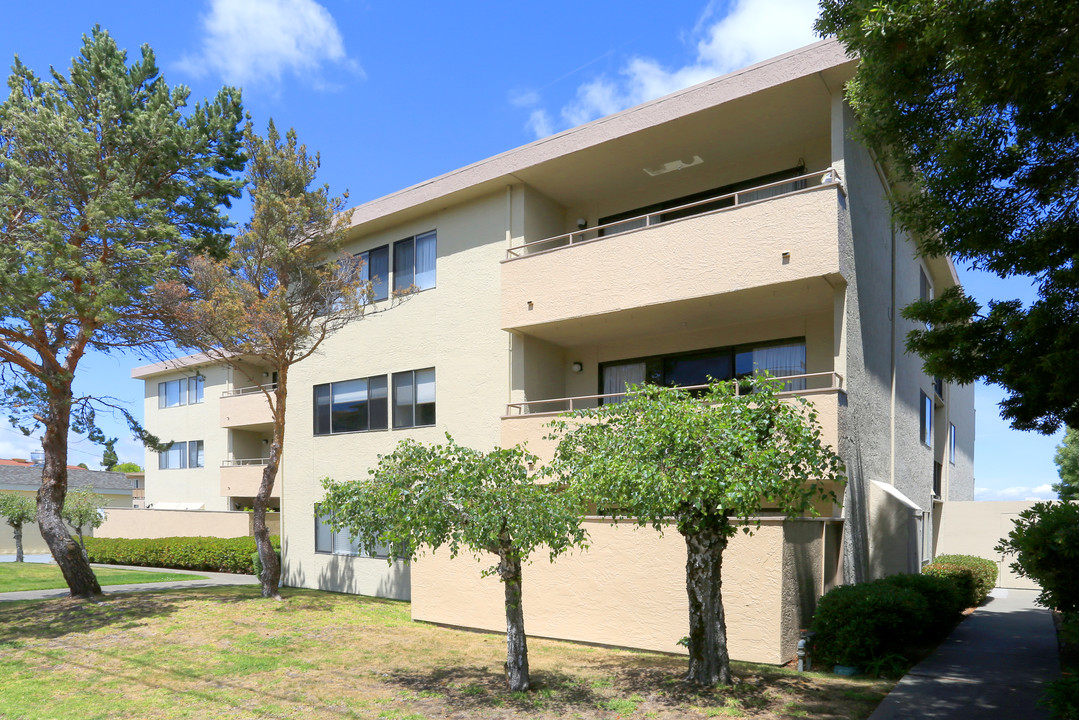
{"left": 683, "top": 516, "right": 732, "bottom": 686}
{"left": 253, "top": 380, "right": 285, "bottom": 599}
{"left": 498, "top": 545, "right": 530, "bottom": 692}
{"left": 38, "top": 388, "right": 101, "bottom": 597}
{"left": 13, "top": 524, "right": 24, "bottom": 562}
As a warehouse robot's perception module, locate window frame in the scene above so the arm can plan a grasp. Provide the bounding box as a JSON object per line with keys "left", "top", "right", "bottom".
{"left": 949, "top": 423, "right": 957, "bottom": 465}
{"left": 157, "top": 376, "right": 204, "bottom": 409}
{"left": 358, "top": 244, "right": 390, "bottom": 303}
{"left": 313, "top": 375, "right": 389, "bottom": 436}
{"left": 158, "top": 441, "right": 188, "bottom": 470}
{"left": 392, "top": 230, "right": 437, "bottom": 293}
{"left": 920, "top": 390, "right": 933, "bottom": 448}
{"left": 392, "top": 368, "right": 436, "bottom": 429}
{"left": 314, "top": 504, "right": 398, "bottom": 558}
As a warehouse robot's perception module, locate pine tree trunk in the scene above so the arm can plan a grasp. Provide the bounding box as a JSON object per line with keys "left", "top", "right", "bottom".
{"left": 498, "top": 545, "right": 530, "bottom": 692}
{"left": 253, "top": 380, "right": 285, "bottom": 599}
{"left": 14, "top": 524, "right": 24, "bottom": 562}
{"left": 684, "top": 517, "right": 732, "bottom": 686}
{"left": 38, "top": 388, "right": 101, "bottom": 597}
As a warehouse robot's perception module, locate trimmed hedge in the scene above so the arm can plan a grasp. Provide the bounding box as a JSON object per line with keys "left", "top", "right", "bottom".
{"left": 85, "top": 536, "right": 281, "bottom": 574}
{"left": 811, "top": 581, "right": 930, "bottom": 668}
{"left": 878, "top": 572, "right": 966, "bottom": 636}
{"left": 923, "top": 554, "right": 998, "bottom": 607}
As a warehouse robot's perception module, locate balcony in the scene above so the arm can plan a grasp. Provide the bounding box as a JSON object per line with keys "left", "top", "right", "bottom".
{"left": 219, "top": 458, "right": 280, "bottom": 499}
{"left": 220, "top": 384, "right": 275, "bottom": 430}
{"left": 501, "top": 373, "right": 845, "bottom": 466}
{"left": 501, "top": 169, "right": 845, "bottom": 344}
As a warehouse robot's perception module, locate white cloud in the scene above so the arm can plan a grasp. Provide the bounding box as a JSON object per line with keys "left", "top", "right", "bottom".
{"left": 525, "top": 109, "right": 554, "bottom": 139}
{"left": 180, "top": 0, "right": 359, "bottom": 88}
{"left": 523, "top": 0, "right": 821, "bottom": 138}
{"left": 974, "top": 484, "right": 1058, "bottom": 502}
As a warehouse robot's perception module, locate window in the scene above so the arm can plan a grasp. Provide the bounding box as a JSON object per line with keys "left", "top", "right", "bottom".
{"left": 600, "top": 339, "right": 807, "bottom": 400}
{"left": 920, "top": 267, "right": 933, "bottom": 330}
{"left": 313, "top": 375, "right": 389, "bottom": 435}
{"left": 314, "top": 505, "right": 399, "bottom": 557}
{"left": 359, "top": 245, "right": 389, "bottom": 302}
{"left": 393, "top": 231, "right": 436, "bottom": 292}
{"left": 188, "top": 440, "right": 205, "bottom": 469}
{"left": 393, "top": 368, "right": 436, "bottom": 428}
{"left": 158, "top": 376, "right": 203, "bottom": 408}
{"left": 920, "top": 391, "right": 933, "bottom": 448}
{"left": 949, "top": 423, "right": 957, "bottom": 465}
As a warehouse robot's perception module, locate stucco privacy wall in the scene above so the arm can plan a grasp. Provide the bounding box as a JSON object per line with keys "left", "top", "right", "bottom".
{"left": 0, "top": 488, "right": 132, "bottom": 555}
{"left": 935, "top": 501, "right": 1040, "bottom": 590}
{"left": 867, "top": 480, "right": 919, "bottom": 578}
{"left": 281, "top": 191, "right": 510, "bottom": 599}
{"left": 94, "top": 507, "right": 279, "bottom": 540}
{"left": 411, "top": 519, "right": 825, "bottom": 665}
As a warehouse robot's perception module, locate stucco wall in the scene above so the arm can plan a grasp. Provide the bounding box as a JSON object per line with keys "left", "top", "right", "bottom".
{"left": 935, "top": 501, "right": 1039, "bottom": 589}
{"left": 281, "top": 190, "right": 511, "bottom": 600}
{"left": 411, "top": 519, "right": 807, "bottom": 664}
{"left": 0, "top": 490, "right": 133, "bottom": 555}
{"left": 94, "top": 507, "right": 279, "bottom": 540}
{"left": 867, "top": 481, "right": 919, "bottom": 578}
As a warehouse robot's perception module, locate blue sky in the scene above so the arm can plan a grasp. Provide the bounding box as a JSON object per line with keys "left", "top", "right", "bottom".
{"left": 0, "top": 0, "right": 1063, "bottom": 499}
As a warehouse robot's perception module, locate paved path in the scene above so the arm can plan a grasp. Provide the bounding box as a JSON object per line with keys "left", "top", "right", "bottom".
{"left": 0, "top": 563, "right": 259, "bottom": 602}
{"left": 869, "top": 588, "right": 1059, "bottom": 720}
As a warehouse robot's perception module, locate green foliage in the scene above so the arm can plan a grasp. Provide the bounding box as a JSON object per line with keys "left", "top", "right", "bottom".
{"left": 251, "top": 549, "right": 281, "bottom": 578}
{"left": 879, "top": 572, "right": 965, "bottom": 633}
{"left": 997, "top": 502, "right": 1079, "bottom": 613}
{"left": 1055, "top": 429, "right": 1079, "bottom": 501}
{"left": 0, "top": 493, "right": 35, "bottom": 529}
{"left": 112, "top": 462, "right": 143, "bottom": 473}
{"left": 549, "top": 378, "right": 844, "bottom": 537}
{"left": 84, "top": 536, "right": 280, "bottom": 574}
{"left": 61, "top": 487, "right": 108, "bottom": 537}
{"left": 816, "top": 1, "right": 1079, "bottom": 433}
{"left": 1043, "top": 676, "right": 1079, "bottom": 720}
{"left": 322, "top": 435, "right": 586, "bottom": 573}
{"left": 922, "top": 554, "right": 998, "bottom": 607}
{"left": 100, "top": 439, "right": 119, "bottom": 471}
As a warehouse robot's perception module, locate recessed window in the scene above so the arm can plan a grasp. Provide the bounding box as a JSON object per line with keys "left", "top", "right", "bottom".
{"left": 314, "top": 505, "right": 399, "bottom": 557}
{"left": 158, "top": 376, "right": 204, "bottom": 408}
{"left": 393, "top": 368, "right": 436, "bottom": 428}
{"left": 359, "top": 245, "right": 389, "bottom": 302}
{"left": 313, "top": 376, "right": 389, "bottom": 435}
{"left": 393, "top": 231, "right": 436, "bottom": 293}
{"left": 949, "top": 423, "right": 957, "bottom": 464}
{"left": 920, "top": 391, "right": 933, "bottom": 448}
{"left": 158, "top": 440, "right": 203, "bottom": 469}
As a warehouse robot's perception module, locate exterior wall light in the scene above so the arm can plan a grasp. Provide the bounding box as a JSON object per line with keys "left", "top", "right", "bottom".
{"left": 571, "top": 362, "right": 583, "bottom": 373}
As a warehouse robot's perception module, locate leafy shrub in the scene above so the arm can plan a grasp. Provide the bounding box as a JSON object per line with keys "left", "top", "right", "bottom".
{"left": 251, "top": 549, "right": 282, "bottom": 579}
{"left": 923, "top": 554, "right": 998, "bottom": 607}
{"left": 997, "top": 501, "right": 1079, "bottom": 613}
{"left": 811, "top": 582, "right": 930, "bottom": 668}
{"left": 85, "top": 536, "right": 280, "bottom": 574}
{"left": 1043, "top": 676, "right": 1079, "bottom": 720}
{"left": 878, "top": 572, "right": 965, "bottom": 635}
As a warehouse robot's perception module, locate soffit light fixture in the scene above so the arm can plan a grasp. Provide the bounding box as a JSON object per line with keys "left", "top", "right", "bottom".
{"left": 643, "top": 155, "right": 704, "bottom": 177}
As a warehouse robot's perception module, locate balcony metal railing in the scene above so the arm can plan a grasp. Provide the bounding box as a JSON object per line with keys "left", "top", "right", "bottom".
{"left": 220, "top": 458, "right": 271, "bottom": 467}
{"left": 505, "top": 168, "right": 844, "bottom": 260}
{"left": 221, "top": 383, "right": 278, "bottom": 398}
{"left": 504, "top": 372, "right": 844, "bottom": 416}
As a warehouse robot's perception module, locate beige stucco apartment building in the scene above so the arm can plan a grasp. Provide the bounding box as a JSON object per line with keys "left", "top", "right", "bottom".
{"left": 132, "top": 39, "right": 974, "bottom": 664}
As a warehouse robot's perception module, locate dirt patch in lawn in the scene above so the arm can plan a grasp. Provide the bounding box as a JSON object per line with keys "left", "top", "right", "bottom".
{"left": 0, "top": 586, "right": 892, "bottom": 719}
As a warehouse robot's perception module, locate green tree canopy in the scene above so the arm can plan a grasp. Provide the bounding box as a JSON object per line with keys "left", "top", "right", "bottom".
{"left": 816, "top": 0, "right": 1079, "bottom": 433}
{"left": 0, "top": 492, "right": 36, "bottom": 562}
{"left": 112, "top": 462, "right": 143, "bottom": 473}
{"left": 61, "top": 486, "right": 107, "bottom": 556}
{"left": 100, "top": 439, "right": 118, "bottom": 471}
{"left": 549, "top": 378, "right": 844, "bottom": 686}
{"left": 1054, "top": 428, "right": 1079, "bottom": 501}
{"left": 156, "top": 120, "right": 371, "bottom": 599}
{"left": 322, "top": 436, "right": 587, "bottom": 692}
{"left": 0, "top": 27, "right": 244, "bottom": 596}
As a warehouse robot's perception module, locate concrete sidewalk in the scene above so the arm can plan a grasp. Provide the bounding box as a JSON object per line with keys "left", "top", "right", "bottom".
{"left": 0, "top": 563, "right": 259, "bottom": 602}
{"left": 869, "top": 588, "right": 1060, "bottom": 719}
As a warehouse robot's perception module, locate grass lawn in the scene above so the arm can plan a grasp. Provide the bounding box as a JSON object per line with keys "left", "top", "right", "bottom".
{"left": 0, "top": 586, "right": 893, "bottom": 720}
{"left": 0, "top": 563, "right": 206, "bottom": 593}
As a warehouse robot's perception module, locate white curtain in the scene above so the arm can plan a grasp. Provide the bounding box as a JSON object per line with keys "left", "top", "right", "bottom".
{"left": 415, "top": 231, "right": 436, "bottom": 289}
{"left": 750, "top": 343, "right": 805, "bottom": 390}
{"left": 603, "top": 362, "right": 646, "bottom": 402}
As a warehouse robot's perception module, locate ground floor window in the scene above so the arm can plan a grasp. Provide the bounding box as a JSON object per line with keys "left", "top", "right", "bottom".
{"left": 314, "top": 506, "right": 398, "bottom": 558}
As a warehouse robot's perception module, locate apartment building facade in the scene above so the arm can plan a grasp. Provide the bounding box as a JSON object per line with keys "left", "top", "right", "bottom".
{"left": 134, "top": 39, "right": 974, "bottom": 664}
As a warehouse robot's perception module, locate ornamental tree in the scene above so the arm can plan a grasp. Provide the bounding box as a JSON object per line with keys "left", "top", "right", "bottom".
{"left": 548, "top": 377, "right": 844, "bottom": 686}
{"left": 321, "top": 436, "right": 587, "bottom": 692}
{"left": 156, "top": 120, "right": 375, "bottom": 599}
{"left": 0, "top": 493, "right": 36, "bottom": 562}
{"left": 0, "top": 27, "right": 244, "bottom": 597}
{"left": 1054, "top": 428, "right": 1079, "bottom": 502}
{"left": 816, "top": 0, "right": 1079, "bottom": 433}
{"left": 61, "top": 486, "right": 108, "bottom": 558}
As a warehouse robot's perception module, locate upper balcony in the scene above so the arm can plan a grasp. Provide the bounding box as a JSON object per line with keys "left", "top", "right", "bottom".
{"left": 219, "top": 384, "right": 276, "bottom": 430}
{"left": 219, "top": 458, "right": 280, "bottom": 499}
{"left": 501, "top": 169, "right": 845, "bottom": 345}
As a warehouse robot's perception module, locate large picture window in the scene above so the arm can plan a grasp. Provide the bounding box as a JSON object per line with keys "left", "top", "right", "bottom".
{"left": 313, "top": 376, "right": 389, "bottom": 435}
{"left": 393, "top": 368, "right": 436, "bottom": 428}
{"left": 393, "top": 231, "right": 436, "bottom": 292}
{"left": 359, "top": 245, "right": 389, "bottom": 302}
{"left": 600, "top": 339, "right": 806, "bottom": 400}
{"left": 158, "top": 376, "right": 204, "bottom": 408}
{"left": 158, "top": 440, "right": 204, "bottom": 469}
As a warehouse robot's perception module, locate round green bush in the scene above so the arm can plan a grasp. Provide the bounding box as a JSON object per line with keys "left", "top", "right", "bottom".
{"left": 997, "top": 502, "right": 1079, "bottom": 614}
{"left": 924, "top": 554, "right": 998, "bottom": 607}
{"left": 811, "top": 581, "right": 930, "bottom": 668}
{"left": 878, "top": 572, "right": 965, "bottom": 636}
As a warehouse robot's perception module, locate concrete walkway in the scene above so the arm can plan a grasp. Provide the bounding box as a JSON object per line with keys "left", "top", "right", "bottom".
{"left": 0, "top": 563, "right": 259, "bottom": 602}
{"left": 869, "top": 588, "right": 1060, "bottom": 719}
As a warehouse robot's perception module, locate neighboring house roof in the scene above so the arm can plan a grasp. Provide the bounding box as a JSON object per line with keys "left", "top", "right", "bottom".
{"left": 0, "top": 460, "right": 133, "bottom": 493}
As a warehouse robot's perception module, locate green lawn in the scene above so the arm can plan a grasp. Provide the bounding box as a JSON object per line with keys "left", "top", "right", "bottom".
{"left": 0, "top": 563, "right": 205, "bottom": 593}
{"left": 0, "top": 586, "right": 894, "bottom": 719}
